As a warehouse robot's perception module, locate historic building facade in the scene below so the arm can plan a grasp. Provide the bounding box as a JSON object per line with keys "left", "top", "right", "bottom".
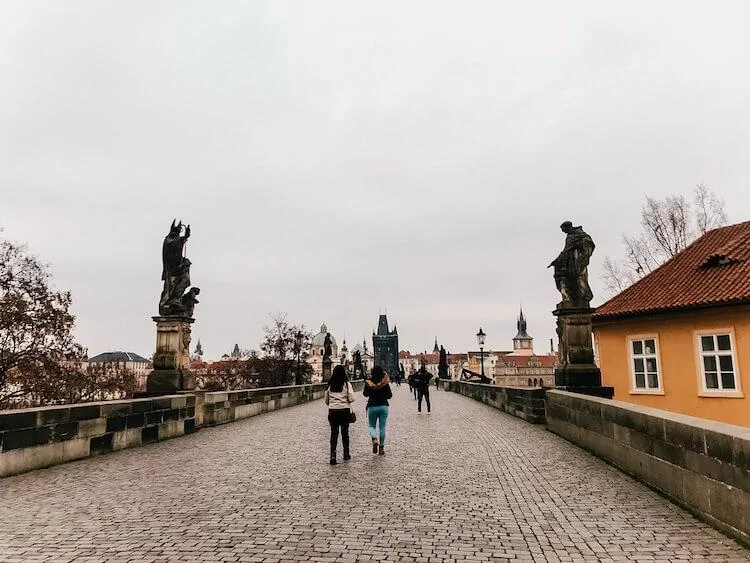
{"left": 493, "top": 310, "right": 558, "bottom": 387}
{"left": 308, "top": 323, "right": 339, "bottom": 383}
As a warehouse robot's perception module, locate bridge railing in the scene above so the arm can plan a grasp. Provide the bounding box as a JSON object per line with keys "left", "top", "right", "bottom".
{"left": 0, "top": 380, "right": 365, "bottom": 478}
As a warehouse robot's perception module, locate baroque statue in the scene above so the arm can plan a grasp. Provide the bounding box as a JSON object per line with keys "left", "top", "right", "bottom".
{"left": 159, "top": 219, "right": 200, "bottom": 317}
{"left": 323, "top": 333, "right": 333, "bottom": 360}
{"left": 548, "top": 221, "right": 595, "bottom": 306}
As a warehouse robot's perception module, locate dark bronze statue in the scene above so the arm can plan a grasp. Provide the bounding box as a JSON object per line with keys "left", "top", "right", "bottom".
{"left": 323, "top": 333, "right": 332, "bottom": 360}
{"left": 438, "top": 345, "right": 449, "bottom": 379}
{"left": 548, "top": 221, "right": 595, "bottom": 305}
{"left": 181, "top": 287, "right": 200, "bottom": 318}
{"left": 159, "top": 220, "right": 200, "bottom": 317}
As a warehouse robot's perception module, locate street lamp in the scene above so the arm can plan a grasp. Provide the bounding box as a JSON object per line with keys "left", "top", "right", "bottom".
{"left": 476, "top": 327, "right": 486, "bottom": 380}
{"left": 295, "top": 330, "right": 303, "bottom": 386}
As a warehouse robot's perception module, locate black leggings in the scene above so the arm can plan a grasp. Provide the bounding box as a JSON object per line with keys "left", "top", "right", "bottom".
{"left": 328, "top": 409, "right": 350, "bottom": 457}
{"left": 417, "top": 388, "right": 431, "bottom": 412}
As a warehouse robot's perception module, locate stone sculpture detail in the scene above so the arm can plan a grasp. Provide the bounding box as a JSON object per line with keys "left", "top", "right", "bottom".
{"left": 548, "top": 221, "right": 595, "bottom": 306}
{"left": 159, "top": 220, "right": 200, "bottom": 317}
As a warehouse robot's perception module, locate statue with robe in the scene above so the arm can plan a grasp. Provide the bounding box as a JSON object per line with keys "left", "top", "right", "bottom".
{"left": 159, "top": 220, "right": 195, "bottom": 316}
{"left": 323, "top": 333, "right": 333, "bottom": 360}
{"left": 438, "top": 345, "right": 449, "bottom": 379}
{"left": 548, "top": 221, "right": 595, "bottom": 305}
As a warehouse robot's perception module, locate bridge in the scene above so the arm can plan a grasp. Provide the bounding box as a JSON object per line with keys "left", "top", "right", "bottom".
{"left": 1, "top": 385, "right": 747, "bottom": 562}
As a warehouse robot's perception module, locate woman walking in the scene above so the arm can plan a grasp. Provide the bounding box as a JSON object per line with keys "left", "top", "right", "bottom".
{"left": 325, "top": 365, "right": 355, "bottom": 465}
{"left": 363, "top": 365, "right": 393, "bottom": 455}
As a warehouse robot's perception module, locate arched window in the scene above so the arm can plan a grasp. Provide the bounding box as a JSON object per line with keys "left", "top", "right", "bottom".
{"left": 527, "top": 378, "right": 532, "bottom": 387}
{"left": 533, "top": 378, "right": 538, "bottom": 386}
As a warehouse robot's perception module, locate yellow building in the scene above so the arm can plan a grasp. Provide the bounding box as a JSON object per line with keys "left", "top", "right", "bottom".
{"left": 593, "top": 221, "right": 750, "bottom": 427}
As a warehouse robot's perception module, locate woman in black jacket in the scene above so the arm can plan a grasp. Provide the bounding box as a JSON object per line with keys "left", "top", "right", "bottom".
{"left": 363, "top": 365, "right": 393, "bottom": 455}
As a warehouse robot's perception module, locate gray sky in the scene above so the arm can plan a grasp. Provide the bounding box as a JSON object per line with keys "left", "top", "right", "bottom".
{"left": 2, "top": 2, "right": 750, "bottom": 359}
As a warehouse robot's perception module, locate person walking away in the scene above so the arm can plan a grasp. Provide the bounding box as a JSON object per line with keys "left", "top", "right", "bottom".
{"left": 415, "top": 362, "right": 433, "bottom": 414}
{"left": 325, "top": 365, "right": 355, "bottom": 465}
{"left": 363, "top": 365, "right": 392, "bottom": 455}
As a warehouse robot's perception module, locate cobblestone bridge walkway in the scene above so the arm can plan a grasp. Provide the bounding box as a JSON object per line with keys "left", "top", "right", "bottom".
{"left": 1, "top": 387, "right": 748, "bottom": 562}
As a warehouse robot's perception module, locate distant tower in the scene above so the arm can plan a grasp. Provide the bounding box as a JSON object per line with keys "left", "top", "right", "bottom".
{"left": 194, "top": 339, "right": 204, "bottom": 361}
{"left": 372, "top": 314, "right": 399, "bottom": 378}
{"left": 513, "top": 308, "right": 534, "bottom": 356}
{"left": 231, "top": 343, "right": 241, "bottom": 358}
{"left": 341, "top": 339, "right": 348, "bottom": 365}
{"left": 433, "top": 336, "right": 439, "bottom": 353}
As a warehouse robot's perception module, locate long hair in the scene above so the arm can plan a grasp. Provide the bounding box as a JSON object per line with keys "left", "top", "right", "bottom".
{"left": 329, "top": 365, "right": 348, "bottom": 393}
{"left": 370, "top": 365, "right": 385, "bottom": 383}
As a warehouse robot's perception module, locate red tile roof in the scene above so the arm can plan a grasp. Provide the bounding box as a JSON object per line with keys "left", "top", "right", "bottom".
{"left": 594, "top": 221, "right": 750, "bottom": 320}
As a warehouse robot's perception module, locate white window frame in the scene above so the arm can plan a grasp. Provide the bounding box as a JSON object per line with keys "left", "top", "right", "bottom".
{"left": 695, "top": 329, "right": 743, "bottom": 398}
{"left": 627, "top": 335, "right": 664, "bottom": 395}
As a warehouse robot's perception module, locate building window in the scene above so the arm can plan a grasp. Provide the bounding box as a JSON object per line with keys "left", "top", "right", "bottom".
{"left": 629, "top": 338, "right": 660, "bottom": 390}
{"left": 699, "top": 333, "right": 736, "bottom": 391}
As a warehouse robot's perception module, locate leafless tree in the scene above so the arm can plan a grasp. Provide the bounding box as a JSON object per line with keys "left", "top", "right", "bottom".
{"left": 602, "top": 185, "right": 728, "bottom": 295}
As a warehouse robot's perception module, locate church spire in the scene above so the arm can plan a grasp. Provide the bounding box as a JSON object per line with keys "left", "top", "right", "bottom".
{"left": 433, "top": 336, "right": 439, "bottom": 353}
{"left": 513, "top": 307, "right": 534, "bottom": 355}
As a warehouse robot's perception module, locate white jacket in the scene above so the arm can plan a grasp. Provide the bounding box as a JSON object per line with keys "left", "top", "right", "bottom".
{"left": 325, "top": 382, "right": 355, "bottom": 410}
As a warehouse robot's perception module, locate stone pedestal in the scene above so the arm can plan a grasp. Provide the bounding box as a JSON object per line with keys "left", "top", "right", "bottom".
{"left": 322, "top": 358, "right": 332, "bottom": 382}
{"left": 146, "top": 316, "right": 196, "bottom": 394}
{"left": 553, "top": 304, "right": 613, "bottom": 399}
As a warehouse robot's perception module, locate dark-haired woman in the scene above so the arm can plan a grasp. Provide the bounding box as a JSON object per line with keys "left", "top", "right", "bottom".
{"left": 325, "top": 365, "right": 355, "bottom": 465}
{"left": 363, "top": 365, "right": 393, "bottom": 455}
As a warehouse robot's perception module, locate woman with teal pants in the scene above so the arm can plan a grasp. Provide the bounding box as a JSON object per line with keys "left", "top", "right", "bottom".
{"left": 363, "top": 365, "right": 393, "bottom": 455}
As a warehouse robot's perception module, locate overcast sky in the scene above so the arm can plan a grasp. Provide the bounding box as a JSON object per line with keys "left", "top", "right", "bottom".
{"left": 2, "top": 2, "right": 749, "bottom": 359}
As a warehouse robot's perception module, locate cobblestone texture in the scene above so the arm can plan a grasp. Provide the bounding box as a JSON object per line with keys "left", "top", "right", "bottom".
{"left": 0, "top": 387, "right": 748, "bottom": 562}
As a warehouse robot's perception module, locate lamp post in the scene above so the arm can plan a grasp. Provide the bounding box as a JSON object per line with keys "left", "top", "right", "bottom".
{"left": 295, "top": 330, "right": 303, "bottom": 386}
{"left": 476, "top": 327, "right": 486, "bottom": 380}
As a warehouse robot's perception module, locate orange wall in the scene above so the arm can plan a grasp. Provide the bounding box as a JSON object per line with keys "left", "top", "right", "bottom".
{"left": 594, "top": 306, "right": 750, "bottom": 427}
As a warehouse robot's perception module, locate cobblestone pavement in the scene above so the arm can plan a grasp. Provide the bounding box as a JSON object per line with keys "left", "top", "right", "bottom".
{"left": 1, "top": 387, "right": 748, "bottom": 563}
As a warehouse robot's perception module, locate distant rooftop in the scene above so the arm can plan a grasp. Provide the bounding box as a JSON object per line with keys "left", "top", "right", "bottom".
{"left": 88, "top": 351, "right": 150, "bottom": 364}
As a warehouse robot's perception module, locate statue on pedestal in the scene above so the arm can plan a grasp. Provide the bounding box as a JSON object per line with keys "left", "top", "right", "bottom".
{"left": 438, "top": 345, "right": 449, "bottom": 379}
{"left": 323, "top": 333, "right": 332, "bottom": 361}
{"left": 548, "top": 221, "right": 595, "bottom": 306}
{"left": 159, "top": 220, "right": 200, "bottom": 317}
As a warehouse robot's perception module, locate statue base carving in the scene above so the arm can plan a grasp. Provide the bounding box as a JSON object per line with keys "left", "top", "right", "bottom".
{"left": 146, "top": 316, "right": 196, "bottom": 394}
{"left": 553, "top": 305, "right": 613, "bottom": 399}
{"left": 322, "top": 359, "right": 333, "bottom": 382}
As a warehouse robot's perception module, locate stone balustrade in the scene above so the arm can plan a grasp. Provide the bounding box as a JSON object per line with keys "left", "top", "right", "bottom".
{"left": 547, "top": 390, "right": 750, "bottom": 545}
{"left": 443, "top": 380, "right": 547, "bottom": 424}
{"left": 1, "top": 380, "right": 366, "bottom": 478}
{"left": 0, "top": 395, "right": 195, "bottom": 478}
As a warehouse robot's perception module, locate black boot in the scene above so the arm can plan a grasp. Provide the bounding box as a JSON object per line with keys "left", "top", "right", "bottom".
{"left": 330, "top": 450, "right": 337, "bottom": 465}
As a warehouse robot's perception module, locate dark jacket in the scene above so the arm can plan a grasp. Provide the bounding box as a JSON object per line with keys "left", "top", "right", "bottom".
{"left": 414, "top": 368, "right": 433, "bottom": 391}
{"left": 363, "top": 375, "right": 393, "bottom": 408}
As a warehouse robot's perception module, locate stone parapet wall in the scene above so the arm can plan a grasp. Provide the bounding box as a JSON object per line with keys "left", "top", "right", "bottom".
{"left": 197, "top": 380, "right": 365, "bottom": 427}
{"left": 1, "top": 381, "right": 368, "bottom": 478}
{"left": 0, "top": 395, "right": 196, "bottom": 478}
{"left": 444, "top": 381, "right": 546, "bottom": 424}
{"left": 546, "top": 390, "right": 750, "bottom": 545}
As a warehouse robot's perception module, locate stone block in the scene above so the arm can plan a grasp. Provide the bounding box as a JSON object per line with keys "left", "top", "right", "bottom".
{"left": 0, "top": 437, "right": 89, "bottom": 478}
{"left": 131, "top": 399, "right": 155, "bottom": 414}
{"left": 184, "top": 418, "right": 196, "bottom": 434}
{"left": 89, "top": 432, "right": 114, "bottom": 454}
{"left": 145, "top": 411, "right": 164, "bottom": 425}
{"left": 152, "top": 397, "right": 173, "bottom": 410}
{"left": 105, "top": 416, "right": 127, "bottom": 433}
{"left": 100, "top": 403, "right": 133, "bottom": 418}
{"left": 112, "top": 428, "right": 142, "bottom": 451}
{"left": 1, "top": 427, "right": 53, "bottom": 450}
{"left": 70, "top": 405, "right": 101, "bottom": 421}
{"left": 170, "top": 396, "right": 188, "bottom": 409}
{"left": 78, "top": 417, "right": 107, "bottom": 438}
{"left": 141, "top": 425, "right": 158, "bottom": 444}
{"left": 705, "top": 429, "right": 734, "bottom": 464}
{"left": 0, "top": 411, "right": 38, "bottom": 432}
{"left": 204, "top": 392, "right": 228, "bottom": 405}
{"left": 664, "top": 419, "right": 705, "bottom": 454}
{"left": 126, "top": 413, "right": 145, "bottom": 428}
{"left": 38, "top": 408, "right": 71, "bottom": 426}
{"left": 733, "top": 435, "right": 750, "bottom": 472}
{"left": 681, "top": 470, "right": 713, "bottom": 515}
{"left": 51, "top": 422, "right": 78, "bottom": 442}
{"left": 706, "top": 478, "right": 749, "bottom": 534}
{"left": 158, "top": 420, "right": 183, "bottom": 440}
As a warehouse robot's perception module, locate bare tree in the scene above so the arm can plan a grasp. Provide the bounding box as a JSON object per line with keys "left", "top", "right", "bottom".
{"left": 602, "top": 185, "right": 728, "bottom": 295}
